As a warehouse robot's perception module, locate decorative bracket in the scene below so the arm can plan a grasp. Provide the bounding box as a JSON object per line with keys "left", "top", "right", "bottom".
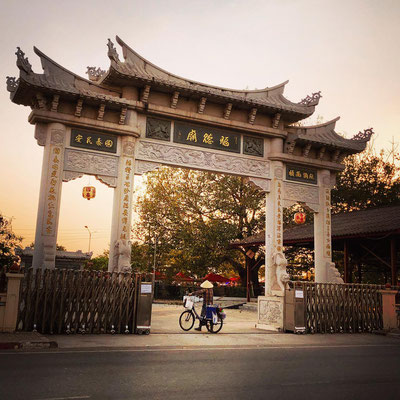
{"left": 302, "top": 143, "right": 312, "bottom": 157}
{"left": 171, "top": 91, "right": 180, "bottom": 109}
{"left": 248, "top": 108, "right": 257, "bottom": 124}
{"left": 272, "top": 113, "right": 281, "bottom": 129}
{"left": 224, "top": 103, "right": 232, "bottom": 119}
{"left": 141, "top": 85, "right": 151, "bottom": 103}
{"left": 197, "top": 97, "right": 207, "bottom": 114}
{"left": 97, "top": 103, "right": 106, "bottom": 121}
{"left": 318, "top": 146, "right": 326, "bottom": 160}
{"left": 284, "top": 133, "right": 298, "bottom": 154}
{"left": 75, "top": 98, "right": 84, "bottom": 117}
{"left": 51, "top": 95, "right": 60, "bottom": 113}
{"left": 119, "top": 107, "right": 128, "bottom": 125}
{"left": 331, "top": 149, "right": 341, "bottom": 163}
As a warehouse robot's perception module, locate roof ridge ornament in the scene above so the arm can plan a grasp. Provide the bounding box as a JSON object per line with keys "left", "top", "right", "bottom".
{"left": 6, "top": 76, "right": 19, "bottom": 92}
{"left": 351, "top": 128, "right": 374, "bottom": 142}
{"left": 107, "top": 39, "right": 120, "bottom": 62}
{"left": 86, "top": 66, "right": 106, "bottom": 81}
{"left": 15, "top": 47, "right": 32, "bottom": 74}
{"left": 299, "top": 91, "right": 322, "bottom": 106}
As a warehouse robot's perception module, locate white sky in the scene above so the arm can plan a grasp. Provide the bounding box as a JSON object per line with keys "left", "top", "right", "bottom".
{"left": 1, "top": 0, "right": 399, "bottom": 255}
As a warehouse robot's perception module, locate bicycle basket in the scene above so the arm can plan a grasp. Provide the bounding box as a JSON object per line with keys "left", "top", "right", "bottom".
{"left": 183, "top": 296, "right": 194, "bottom": 310}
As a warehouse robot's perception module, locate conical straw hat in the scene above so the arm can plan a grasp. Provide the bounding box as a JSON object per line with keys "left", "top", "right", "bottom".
{"left": 200, "top": 280, "right": 213, "bottom": 289}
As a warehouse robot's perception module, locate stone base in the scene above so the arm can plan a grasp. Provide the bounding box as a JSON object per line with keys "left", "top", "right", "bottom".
{"left": 257, "top": 295, "right": 284, "bottom": 332}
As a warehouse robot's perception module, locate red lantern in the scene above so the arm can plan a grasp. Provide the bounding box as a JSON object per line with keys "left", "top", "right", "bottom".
{"left": 294, "top": 212, "right": 306, "bottom": 224}
{"left": 82, "top": 186, "right": 96, "bottom": 200}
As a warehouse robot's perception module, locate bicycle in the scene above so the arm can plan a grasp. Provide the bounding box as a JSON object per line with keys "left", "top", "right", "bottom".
{"left": 179, "top": 296, "right": 225, "bottom": 333}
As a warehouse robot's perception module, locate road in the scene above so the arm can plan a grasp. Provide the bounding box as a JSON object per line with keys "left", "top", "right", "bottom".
{"left": 1, "top": 343, "right": 400, "bottom": 400}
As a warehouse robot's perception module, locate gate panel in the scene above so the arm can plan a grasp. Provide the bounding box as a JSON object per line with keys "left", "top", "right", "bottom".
{"left": 17, "top": 269, "right": 151, "bottom": 334}
{"left": 292, "top": 282, "right": 385, "bottom": 333}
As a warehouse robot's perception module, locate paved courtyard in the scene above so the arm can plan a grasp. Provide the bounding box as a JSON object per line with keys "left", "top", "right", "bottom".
{"left": 151, "top": 303, "right": 260, "bottom": 334}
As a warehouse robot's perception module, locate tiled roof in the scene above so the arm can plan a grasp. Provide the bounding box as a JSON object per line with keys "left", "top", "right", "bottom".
{"left": 101, "top": 36, "right": 317, "bottom": 117}
{"left": 232, "top": 205, "right": 400, "bottom": 246}
{"left": 286, "top": 118, "right": 373, "bottom": 153}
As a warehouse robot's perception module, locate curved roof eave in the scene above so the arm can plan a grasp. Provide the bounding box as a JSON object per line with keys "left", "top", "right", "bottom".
{"left": 114, "top": 35, "right": 289, "bottom": 98}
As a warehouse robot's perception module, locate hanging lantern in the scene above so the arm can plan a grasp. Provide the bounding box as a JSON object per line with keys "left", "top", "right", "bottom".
{"left": 82, "top": 186, "right": 96, "bottom": 200}
{"left": 294, "top": 212, "right": 306, "bottom": 224}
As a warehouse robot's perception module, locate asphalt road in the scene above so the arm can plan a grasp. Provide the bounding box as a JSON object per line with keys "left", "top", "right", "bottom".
{"left": 1, "top": 343, "right": 400, "bottom": 400}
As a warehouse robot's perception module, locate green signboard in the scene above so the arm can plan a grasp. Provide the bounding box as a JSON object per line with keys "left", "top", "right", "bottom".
{"left": 286, "top": 164, "right": 317, "bottom": 184}
{"left": 173, "top": 122, "right": 240, "bottom": 153}
{"left": 70, "top": 129, "right": 117, "bottom": 153}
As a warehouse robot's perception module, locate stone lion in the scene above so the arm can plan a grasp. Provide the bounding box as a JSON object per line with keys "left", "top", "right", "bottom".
{"left": 112, "top": 239, "right": 132, "bottom": 273}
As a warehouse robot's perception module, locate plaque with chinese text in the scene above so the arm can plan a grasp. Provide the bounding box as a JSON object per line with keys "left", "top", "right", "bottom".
{"left": 173, "top": 122, "right": 240, "bottom": 153}
{"left": 70, "top": 129, "right": 117, "bottom": 154}
{"left": 286, "top": 165, "right": 317, "bottom": 184}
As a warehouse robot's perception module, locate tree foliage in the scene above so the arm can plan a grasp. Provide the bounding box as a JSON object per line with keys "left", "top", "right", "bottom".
{"left": 332, "top": 148, "right": 400, "bottom": 213}
{"left": 133, "top": 167, "right": 265, "bottom": 285}
{"left": 0, "top": 214, "right": 22, "bottom": 268}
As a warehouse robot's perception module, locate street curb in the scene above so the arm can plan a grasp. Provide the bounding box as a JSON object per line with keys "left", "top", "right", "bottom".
{"left": 0, "top": 341, "right": 58, "bottom": 350}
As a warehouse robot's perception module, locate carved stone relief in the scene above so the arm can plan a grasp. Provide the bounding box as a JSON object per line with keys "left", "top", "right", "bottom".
{"left": 245, "top": 177, "right": 270, "bottom": 193}
{"left": 63, "top": 171, "right": 84, "bottom": 182}
{"left": 136, "top": 141, "right": 270, "bottom": 178}
{"left": 258, "top": 298, "right": 283, "bottom": 325}
{"left": 243, "top": 136, "right": 264, "bottom": 157}
{"left": 122, "top": 140, "right": 135, "bottom": 157}
{"left": 96, "top": 175, "right": 117, "bottom": 188}
{"left": 146, "top": 117, "right": 171, "bottom": 141}
{"left": 274, "top": 167, "right": 283, "bottom": 179}
{"left": 282, "top": 182, "right": 319, "bottom": 205}
{"left": 50, "top": 129, "right": 65, "bottom": 145}
{"left": 64, "top": 149, "right": 118, "bottom": 177}
{"left": 34, "top": 124, "right": 47, "bottom": 146}
{"left": 135, "top": 160, "right": 162, "bottom": 175}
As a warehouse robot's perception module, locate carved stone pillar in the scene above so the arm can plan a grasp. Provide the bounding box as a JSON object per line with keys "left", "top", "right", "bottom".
{"left": 265, "top": 162, "right": 285, "bottom": 296}
{"left": 257, "top": 161, "right": 286, "bottom": 331}
{"left": 314, "top": 169, "right": 334, "bottom": 282}
{"left": 32, "top": 123, "right": 66, "bottom": 269}
{"left": 108, "top": 135, "right": 136, "bottom": 272}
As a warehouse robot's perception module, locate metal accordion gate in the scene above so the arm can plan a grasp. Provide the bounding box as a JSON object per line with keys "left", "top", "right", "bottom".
{"left": 17, "top": 268, "right": 153, "bottom": 334}
{"left": 287, "top": 282, "right": 386, "bottom": 334}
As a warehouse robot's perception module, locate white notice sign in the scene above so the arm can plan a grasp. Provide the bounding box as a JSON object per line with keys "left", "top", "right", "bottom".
{"left": 295, "top": 290, "right": 304, "bottom": 299}
{"left": 141, "top": 284, "right": 152, "bottom": 294}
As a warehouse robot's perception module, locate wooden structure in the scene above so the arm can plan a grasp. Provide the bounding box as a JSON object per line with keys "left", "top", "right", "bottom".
{"left": 233, "top": 205, "right": 400, "bottom": 286}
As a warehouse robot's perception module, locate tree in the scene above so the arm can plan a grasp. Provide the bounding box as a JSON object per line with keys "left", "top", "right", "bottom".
{"left": 85, "top": 249, "right": 109, "bottom": 271}
{"left": 28, "top": 242, "right": 67, "bottom": 251}
{"left": 0, "top": 214, "right": 22, "bottom": 268}
{"left": 133, "top": 167, "right": 265, "bottom": 289}
{"left": 332, "top": 148, "right": 400, "bottom": 213}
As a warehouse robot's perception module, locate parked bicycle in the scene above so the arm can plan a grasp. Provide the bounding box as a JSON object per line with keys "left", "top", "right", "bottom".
{"left": 179, "top": 295, "right": 226, "bottom": 333}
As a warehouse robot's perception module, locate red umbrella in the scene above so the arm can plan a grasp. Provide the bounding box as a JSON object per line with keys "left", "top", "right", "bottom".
{"left": 203, "top": 273, "right": 230, "bottom": 283}
{"left": 155, "top": 271, "right": 167, "bottom": 280}
{"left": 175, "top": 272, "right": 194, "bottom": 282}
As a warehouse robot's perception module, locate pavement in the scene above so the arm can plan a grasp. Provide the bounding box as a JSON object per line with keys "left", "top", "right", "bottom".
{"left": 1, "top": 303, "right": 399, "bottom": 351}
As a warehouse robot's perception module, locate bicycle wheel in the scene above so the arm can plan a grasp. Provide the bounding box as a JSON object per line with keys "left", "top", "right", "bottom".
{"left": 179, "top": 310, "right": 195, "bottom": 331}
{"left": 206, "top": 317, "right": 223, "bottom": 333}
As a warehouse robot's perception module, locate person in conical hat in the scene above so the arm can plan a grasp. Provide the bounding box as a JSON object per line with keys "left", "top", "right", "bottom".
{"left": 189, "top": 280, "right": 214, "bottom": 331}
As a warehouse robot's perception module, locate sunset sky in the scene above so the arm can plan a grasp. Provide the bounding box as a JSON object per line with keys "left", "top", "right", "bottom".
{"left": 1, "top": 0, "right": 399, "bottom": 255}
